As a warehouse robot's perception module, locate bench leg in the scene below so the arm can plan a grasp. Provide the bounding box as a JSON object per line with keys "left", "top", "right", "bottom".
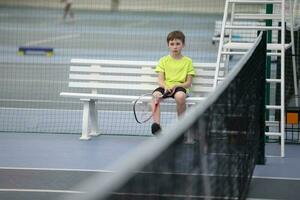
{"left": 89, "top": 100, "right": 100, "bottom": 136}
{"left": 80, "top": 100, "right": 91, "bottom": 140}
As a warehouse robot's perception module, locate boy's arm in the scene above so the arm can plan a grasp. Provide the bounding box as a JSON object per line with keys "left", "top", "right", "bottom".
{"left": 158, "top": 72, "right": 177, "bottom": 94}
{"left": 157, "top": 72, "right": 166, "bottom": 89}
{"left": 171, "top": 75, "right": 193, "bottom": 90}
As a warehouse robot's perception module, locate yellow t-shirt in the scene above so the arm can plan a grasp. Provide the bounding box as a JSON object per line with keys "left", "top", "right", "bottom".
{"left": 155, "top": 55, "right": 196, "bottom": 91}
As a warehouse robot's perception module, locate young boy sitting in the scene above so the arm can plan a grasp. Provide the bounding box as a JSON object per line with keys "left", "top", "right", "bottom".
{"left": 152, "top": 30, "right": 196, "bottom": 135}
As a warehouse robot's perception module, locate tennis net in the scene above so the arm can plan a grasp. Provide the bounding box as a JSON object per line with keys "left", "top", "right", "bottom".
{"left": 63, "top": 32, "right": 266, "bottom": 200}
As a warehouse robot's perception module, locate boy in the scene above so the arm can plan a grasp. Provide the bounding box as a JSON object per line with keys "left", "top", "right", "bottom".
{"left": 151, "top": 30, "right": 196, "bottom": 135}
{"left": 61, "top": 0, "right": 74, "bottom": 20}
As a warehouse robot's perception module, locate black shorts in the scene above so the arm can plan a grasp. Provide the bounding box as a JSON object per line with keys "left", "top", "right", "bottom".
{"left": 152, "top": 87, "right": 186, "bottom": 98}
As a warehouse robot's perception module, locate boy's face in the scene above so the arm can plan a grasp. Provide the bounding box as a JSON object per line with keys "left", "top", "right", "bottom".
{"left": 168, "top": 39, "right": 184, "bottom": 55}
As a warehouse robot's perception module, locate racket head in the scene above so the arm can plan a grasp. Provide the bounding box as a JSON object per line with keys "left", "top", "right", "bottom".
{"left": 133, "top": 93, "right": 155, "bottom": 124}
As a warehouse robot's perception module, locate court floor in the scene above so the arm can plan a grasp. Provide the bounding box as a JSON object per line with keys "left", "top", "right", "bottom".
{"left": 0, "top": 132, "right": 299, "bottom": 200}
{"left": 1, "top": 4, "right": 300, "bottom": 200}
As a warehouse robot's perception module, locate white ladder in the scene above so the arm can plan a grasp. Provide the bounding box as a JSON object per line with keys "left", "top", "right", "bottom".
{"left": 214, "top": 0, "right": 297, "bottom": 157}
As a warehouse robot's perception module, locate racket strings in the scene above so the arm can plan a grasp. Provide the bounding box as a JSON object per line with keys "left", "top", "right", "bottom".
{"left": 134, "top": 97, "right": 153, "bottom": 123}
{"left": 133, "top": 92, "right": 169, "bottom": 124}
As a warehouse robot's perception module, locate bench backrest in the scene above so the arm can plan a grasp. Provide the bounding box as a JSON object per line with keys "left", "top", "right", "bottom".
{"left": 67, "top": 59, "right": 224, "bottom": 97}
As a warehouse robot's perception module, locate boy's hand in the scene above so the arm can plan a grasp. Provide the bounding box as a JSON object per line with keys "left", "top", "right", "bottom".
{"left": 164, "top": 87, "right": 172, "bottom": 95}
{"left": 164, "top": 86, "right": 177, "bottom": 97}
{"left": 169, "top": 86, "right": 177, "bottom": 96}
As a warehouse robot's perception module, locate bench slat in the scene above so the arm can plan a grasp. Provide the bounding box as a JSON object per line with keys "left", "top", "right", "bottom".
{"left": 69, "top": 74, "right": 214, "bottom": 85}
{"left": 71, "top": 59, "right": 223, "bottom": 69}
{"left": 192, "top": 85, "right": 213, "bottom": 93}
{"left": 70, "top": 65, "right": 218, "bottom": 70}
{"left": 70, "top": 66, "right": 154, "bottom": 75}
{"left": 71, "top": 59, "right": 158, "bottom": 67}
{"left": 69, "top": 74, "right": 157, "bottom": 83}
{"left": 193, "top": 79, "right": 214, "bottom": 85}
{"left": 68, "top": 81, "right": 213, "bottom": 93}
{"left": 69, "top": 81, "right": 157, "bottom": 90}
{"left": 70, "top": 66, "right": 221, "bottom": 77}
{"left": 60, "top": 92, "right": 205, "bottom": 103}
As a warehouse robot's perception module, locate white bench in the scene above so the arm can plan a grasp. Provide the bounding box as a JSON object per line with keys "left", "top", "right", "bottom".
{"left": 60, "top": 59, "right": 223, "bottom": 139}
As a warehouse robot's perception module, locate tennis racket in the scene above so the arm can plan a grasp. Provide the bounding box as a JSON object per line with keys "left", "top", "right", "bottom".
{"left": 133, "top": 91, "right": 171, "bottom": 124}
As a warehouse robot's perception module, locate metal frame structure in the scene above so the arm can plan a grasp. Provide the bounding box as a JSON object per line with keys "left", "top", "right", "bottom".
{"left": 214, "top": 0, "right": 298, "bottom": 157}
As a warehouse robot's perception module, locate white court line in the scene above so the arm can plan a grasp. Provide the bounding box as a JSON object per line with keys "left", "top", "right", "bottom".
{"left": 247, "top": 198, "right": 278, "bottom": 200}
{"left": 0, "top": 188, "right": 84, "bottom": 194}
{"left": 25, "top": 34, "right": 80, "bottom": 46}
{"left": 0, "top": 166, "right": 113, "bottom": 173}
{"left": 265, "top": 155, "right": 283, "bottom": 158}
{"left": 252, "top": 175, "right": 300, "bottom": 181}
{"left": 2, "top": 167, "right": 300, "bottom": 181}
{"left": 112, "top": 192, "right": 238, "bottom": 200}
{"left": 123, "top": 20, "right": 150, "bottom": 28}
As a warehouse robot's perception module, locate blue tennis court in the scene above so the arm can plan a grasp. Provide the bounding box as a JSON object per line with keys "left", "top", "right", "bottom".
{"left": 0, "top": 132, "right": 300, "bottom": 199}
{"left": 1, "top": 1, "right": 300, "bottom": 200}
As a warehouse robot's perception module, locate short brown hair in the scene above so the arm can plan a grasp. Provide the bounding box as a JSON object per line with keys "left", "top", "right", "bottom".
{"left": 167, "top": 30, "right": 185, "bottom": 44}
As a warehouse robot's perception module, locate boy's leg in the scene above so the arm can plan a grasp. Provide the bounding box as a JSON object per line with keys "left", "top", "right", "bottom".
{"left": 152, "top": 87, "right": 165, "bottom": 123}
{"left": 68, "top": 3, "right": 74, "bottom": 18}
{"left": 65, "top": 3, "right": 71, "bottom": 18}
{"left": 152, "top": 90, "right": 162, "bottom": 124}
{"left": 151, "top": 87, "right": 164, "bottom": 135}
{"left": 63, "top": 6, "right": 67, "bottom": 19}
{"left": 63, "top": 4, "right": 69, "bottom": 19}
{"left": 174, "top": 88, "right": 187, "bottom": 117}
{"left": 174, "top": 88, "right": 187, "bottom": 143}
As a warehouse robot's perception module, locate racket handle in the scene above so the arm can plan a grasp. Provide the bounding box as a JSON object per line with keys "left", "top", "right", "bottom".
{"left": 162, "top": 90, "right": 171, "bottom": 98}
